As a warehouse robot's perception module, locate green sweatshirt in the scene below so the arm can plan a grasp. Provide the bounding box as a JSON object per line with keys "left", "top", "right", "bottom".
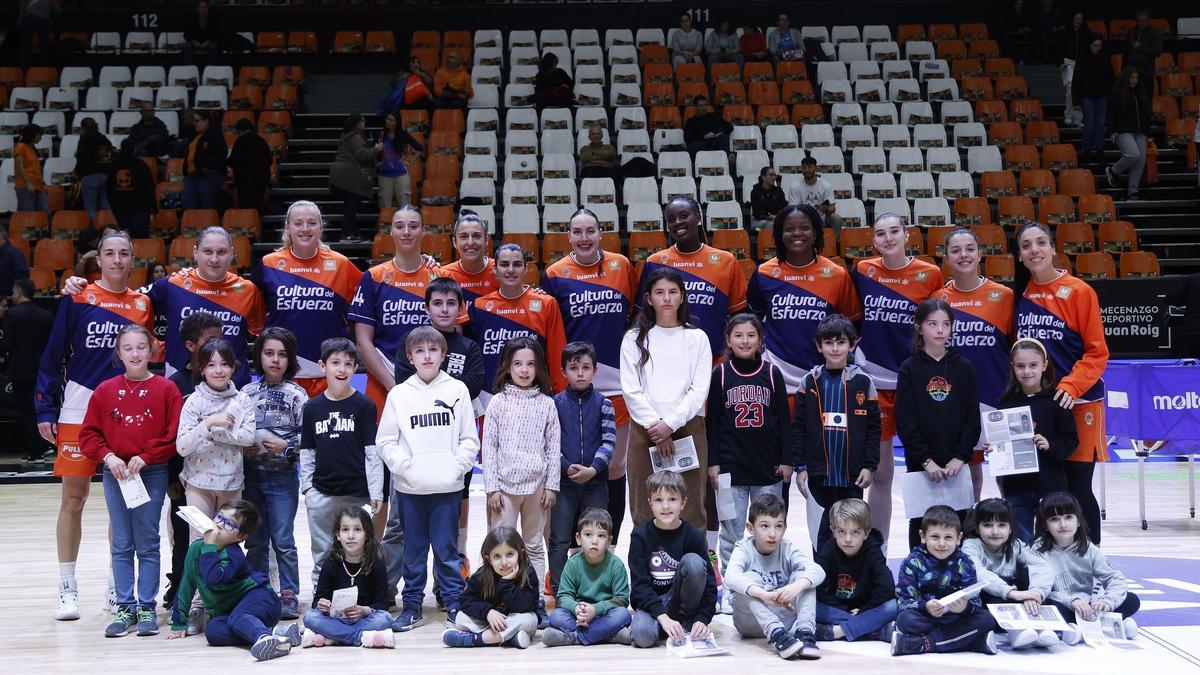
{"left": 170, "top": 539, "right": 269, "bottom": 630}
{"left": 556, "top": 550, "right": 630, "bottom": 617}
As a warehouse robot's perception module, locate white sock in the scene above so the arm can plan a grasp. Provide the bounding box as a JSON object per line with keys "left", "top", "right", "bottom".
{"left": 59, "top": 562, "right": 76, "bottom": 583}
{"left": 705, "top": 530, "right": 719, "bottom": 551}
{"left": 107, "top": 564, "right": 115, "bottom": 590}
{"left": 457, "top": 530, "right": 467, "bottom": 556}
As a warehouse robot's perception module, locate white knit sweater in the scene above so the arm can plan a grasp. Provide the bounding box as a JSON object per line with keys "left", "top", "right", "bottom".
{"left": 176, "top": 381, "right": 256, "bottom": 491}
{"left": 481, "top": 384, "right": 561, "bottom": 495}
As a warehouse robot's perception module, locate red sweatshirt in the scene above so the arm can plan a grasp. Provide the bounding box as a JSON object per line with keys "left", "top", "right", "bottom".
{"left": 80, "top": 374, "right": 183, "bottom": 465}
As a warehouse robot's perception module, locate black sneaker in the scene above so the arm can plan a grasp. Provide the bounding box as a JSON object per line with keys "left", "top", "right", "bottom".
{"left": 536, "top": 596, "right": 549, "bottom": 630}
{"left": 874, "top": 620, "right": 897, "bottom": 642}
{"left": 769, "top": 627, "right": 803, "bottom": 659}
{"left": 971, "top": 630, "right": 998, "bottom": 655}
{"left": 891, "top": 631, "right": 930, "bottom": 656}
{"left": 813, "top": 623, "right": 836, "bottom": 641}
{"left": 795, "top": 629, "right": 821, "bottom": 659}
{"left": 1105, "top": 166, "right": 1117, "bottom": 188}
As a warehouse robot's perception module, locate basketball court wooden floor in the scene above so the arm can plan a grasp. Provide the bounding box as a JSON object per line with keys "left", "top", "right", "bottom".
{"left": 3, "top": 461, "right": 1198, "bottom": 673}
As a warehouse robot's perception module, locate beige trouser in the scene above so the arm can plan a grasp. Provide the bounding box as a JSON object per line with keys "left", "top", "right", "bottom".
{"left": 627, "top": 416, "right": 708, "bottom": 531}
{"left": 488, "top": 485, "right": 549, "bottom": 584}
{"left": 184, "top": 484, "right": 242, "bottom": 541}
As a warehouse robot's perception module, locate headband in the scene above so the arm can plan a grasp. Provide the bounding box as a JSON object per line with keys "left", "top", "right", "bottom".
{"left": 1011, "top": 337, "right": 1049, "bottom": 358}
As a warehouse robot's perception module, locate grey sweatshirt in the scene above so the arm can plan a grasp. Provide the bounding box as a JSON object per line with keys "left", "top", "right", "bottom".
{"left": 1038, "top": 539, "right": 1129, "bottom": 608}
{"left": 725, "top": 537, "right": 826, "bottom": 596}
{"left": 670, "top": 29, "right": 704, "bottom": 56}
{"left": 176, "top": 381, "right": 256, "bottom": 491}
{"left": 962, "top": 538, "right": 1054, "bottom": 600}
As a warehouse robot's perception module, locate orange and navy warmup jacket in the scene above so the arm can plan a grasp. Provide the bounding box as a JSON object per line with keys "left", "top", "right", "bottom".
{"left": 638, "top": 244, "right": 749, "bottom": 356}
{"left": 35, "top": 283, "right": 156, "bottom": 425}
{"left": 147, "top": 272, "right": 265, "bottom": 387}
{"left": 749, "top": 256, "right": 862, "bottom": 393}
{"left": 467, "top": 288, "right": 568, "bottom": 405}
{"left": 543, "top": 252, "right": 638, "bottom": 401}
{"left": 1016, "top": 271, "right": 1108, "bottom": 402}
{"left": 852, "top": 257, "right": 944, "bottom": 391}
{"left": 254, "top": 248, "right": 362, "bottom": 379}
{"left": 347, "top": 260, "right": 446, "bottom": 374}
{"left": 933, "top": 278, "right": 1013, "bottom": 408}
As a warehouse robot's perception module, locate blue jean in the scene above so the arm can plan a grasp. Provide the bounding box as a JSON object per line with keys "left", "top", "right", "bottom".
{"left": 707, "top": 53, "right": 746, "bottom": 69}
{"left": 896, "top": 607, "right": 995, "bottom": 652}
{"left": 816, "top": 599, "right": 899, "bottom": 641}
{"left": 80, "top": 173, "right": 110, "bottom": 220}
{"left": 206, "top": 586, "right": 281, "bottom": 647}
{"left": 1005, "top": 491, "right": 1039, "bottom": 543}
{"left": 397, "top": 490, "right": 463, "bottom": 611}
{"left": 1081, "top": 97, "right": 1107, "bottom": 153}
{"left": 15, "top": 188, "right": 49, "bottom": 216}
{"left": 718, "top": 482, "right": 782, "bottom": 571}
{"left": 302, "top": 608, "right": 393, "bottom": 645}
{"left": 243, "top": 467, "right": 300, "bottom": 597}
{"left": 548, "top": 478, "right": 608, "bottom": 592}
{"left": 383, "top": 487, "right": 405, "bottom": 602}
{"left": 631, "top": 552, "right": 709, "bottom": 648}
{"left": 182, "top": 171, "right": 223, "bottom": 209}
{"left": 548, "top": 606, "right": 632, "bottom": 645}
{"left": 102, "top": 461, "right": 169, "bottom": 609}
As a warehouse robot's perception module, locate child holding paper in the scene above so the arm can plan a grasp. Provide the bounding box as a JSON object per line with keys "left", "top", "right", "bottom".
{"left": 991, "top": 339, "right": 1077, "bottom": 541}
{"left": 895, "top": 299, "right": 980, "bottom": 549}
{"left": 892, "top": 506, "right": 997, "bottom": 656}
{"left": 301, "top": 506, "right": 395, "bottom": 648}
{"left": 80, "top": 324, "right": 184, "bottom": 638}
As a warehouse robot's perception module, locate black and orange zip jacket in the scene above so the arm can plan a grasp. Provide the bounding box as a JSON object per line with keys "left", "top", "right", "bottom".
{"left": 791, "top": 364, "right": 881, "bottom": 480}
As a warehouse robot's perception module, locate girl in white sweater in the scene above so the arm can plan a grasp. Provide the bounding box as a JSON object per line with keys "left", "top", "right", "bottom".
{"left": 175, "top": 339, "right": 256, "bottom": 539}
{"left": 481, "top": 336, "right": 561, "bottom": 586}
{"left": 620, "top": 267, "right": 713, "bottom": 530}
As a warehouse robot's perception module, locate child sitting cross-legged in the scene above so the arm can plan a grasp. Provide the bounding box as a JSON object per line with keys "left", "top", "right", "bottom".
{"left": 543, "top": 507, "right": 633, "bottom": 646}
{"left": 725, "top": 494, "right": 825, "bottom": 660}
{"left": 442, "top": 526, "right": 541, "bottom": 649}
{"left": 813, "top": 498, "right": 898, "bottom": 643}
{"left": 892, "top": 505, "right": 997, "bottom": 656}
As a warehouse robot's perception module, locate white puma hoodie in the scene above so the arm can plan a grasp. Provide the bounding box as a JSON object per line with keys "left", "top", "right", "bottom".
{"left": 377, "top": 370, "right": 478, "bottom": 495}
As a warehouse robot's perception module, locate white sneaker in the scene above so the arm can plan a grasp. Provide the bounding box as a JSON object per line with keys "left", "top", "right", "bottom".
{"left": 1035, "top": 630, "right": 1060, "bottom": 648}
{"left": 103, "top": 583, "right": 118, "bottom": 614}
{"left": 1009, "top": 628, "right": 1038, "bottom": 649}
{"left": 56, "top": 581, "right": 80, "bottom": 621}
{"left": 1062, "top": 623, "right": 1082, "bottom": 645}
{"left": 1122, "top": 617, "right": 1138, "bottom": 639}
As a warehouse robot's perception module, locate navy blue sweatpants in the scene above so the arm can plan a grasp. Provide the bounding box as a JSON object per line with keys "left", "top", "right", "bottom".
{"left": 205, "top": 586, "right": 282, "bottom": 647}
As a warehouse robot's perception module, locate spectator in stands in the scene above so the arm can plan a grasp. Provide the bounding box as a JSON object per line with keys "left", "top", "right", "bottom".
{"left": 787, "top": 156, "right": 843, "bottom": 240}
{"left": 580, "top": 127, "right": 619, "bottom": 179}
{"left": 181, "top": 109, "right": 227, "bottom": 210}
{"left": 533, "top": 53, "right": 575, "bottom": 110}
{"left": 768, "top": 14, "right": 804, "bottom": 64}
{"left": 1060, "top": 12, "right": 1091, "bottom": 127}
{"left": 434, "top": 52, "right": 474, "bottom": 110}
{"left": 683, "top": 95, "right": 732, "bottom": 156}
{"left": 670, "top": 14, "right": 704, "bottom": 68}
{"left": 106, "top": 140, "right": 157, "bottom": 239}
{"left": 75, "top": 118, "right": 115, "bottom": 222}
{"left": 1166, "top": 274, "right": 1200, "bottom": 358}
{"left": 0, "top": 227, "right": 30, "bottom": 299}
{"left": 750, "top": 167, "right": 787, "bottom": 231}
{"left": 150, "top": 264, "right": 168, "bottom": 283}
{"left": 997, "top": 0, "right": 1033, "bottom": 64}
{"left": 1123, "top": 8, "right": 1162, "bottom": 99}
{"left": 173, "top": 108, "right": 197, "bottom": 158}
{"left": 1030, "top": 0, "right": 1065, "bottom": 64}
{"left": 378, "top": 111, "right": 424, "bottom": 209}
{"left": 380, "top": 57, "right": 435, "bottom": 114}
{"left": 183, "top": 0, "right": 221, "bottom": 66}
{"left": 1105, "top": 66, "right": 1151, "bottom": 201}
{"left": 706, "top": 19, "right": 743, "bottom": 71}
{"left": 14, "top": 124, "right": 49, "bottom": 217}
{"left": 129, "top": 101, "right": 171, "bottom": 158}
{"left": 1, "top": 277, "right": 53, "bottom": 463}
{"left": 228, "top": 118, "right": 274, "bottom": 215}
{"left": 1072, "top": 35, "right": 1113, "bottom": 163}
{"left": 329, "top": 113, "right": 382, "bottom": 243}
{"left": 740, "top": 23, "right": 770, "bottom": 64}
{"left": 18, "top": 0, "right": 59, "bottom": 68}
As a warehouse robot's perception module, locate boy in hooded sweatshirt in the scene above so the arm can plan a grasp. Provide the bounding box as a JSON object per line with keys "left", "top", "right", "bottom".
{"left": 377, "top": 326, "right": 479, "bottom": 629}
{"left": 814, "top": 498, "right": 897, "bottom": 643}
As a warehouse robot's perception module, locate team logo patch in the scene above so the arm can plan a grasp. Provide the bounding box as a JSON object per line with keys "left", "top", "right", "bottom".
{"left": 658, "top": 254, "right": 670, "bottom": 264}
{"left": 926, "top": 376, "right": 952, "bottom": 402}
{"left": 384, "top": 272, "right": 394, "bottom": 285}
{"left": 609, "top": 259, "right": 620, "bottom": 270}
{"left": 561, "top": 268, "right": 571, "bottom": 277}
{"left": 709, "top": 253, "right": 720, "bottom": 265}
{"left": 232, "top": 282, "right": 243, "bottom": 292}
{"left": 530, "top": 299, "right": 543, "bottom": 312}
{"left": 772, "top": 266, "right": 782, "bottom": 278}
{"left": 324, "top": 259, "right": 336, "bottom": 271}
{"left": 485, "top": 300, "right": 495, "bottom": 311}
{"left": 820, "top": 267, "right": 833, "bottom": 277}
{"left": 275, "top": 258, "right": 287, "bottom": 269}
{"left": 988, "top": 290, "right": 1003, "bottom": 302}
{"left": 915, "top": 271, "right": 928, "bottom": 282}
{"left": 86, "top": 293, "right": 97, "bottom": 305}
{"left": 135, "top": 299, "right": 146, "bottom": 310}
{"left": 182, "top": 277, "right": 193, "bottom": 290}
{"left": 866, "top": 266, "right": 876, "bottom": 277}
{"left": 1056, "top": 285, "right": 1072, "bottom": 299}
{"left": 1084, "top": 411, "right": 1094, "bottom": 425}
{"left": 856, "top": 390, "right": 866, "bottom": 406}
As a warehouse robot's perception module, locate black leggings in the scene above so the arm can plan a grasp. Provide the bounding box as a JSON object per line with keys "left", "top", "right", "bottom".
{"left": 809, "top": 482, "right": 863, "bottom": 553}
{"left": 332, "top": 185, "right": 365, "bottom": 239}
{"left": 1064, "top": 460, "right": 1101, "bottom": 544}
{"left": 607, "top": 475, "right": 627, "bottom": 545}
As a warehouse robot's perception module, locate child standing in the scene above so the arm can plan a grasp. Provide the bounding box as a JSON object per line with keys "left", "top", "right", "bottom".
{"left": 725, "top": 494, "right": 825, "bottom": 660}
{"left": 242, "top": 327, "right": 308, "bottom": 620}
{"left": 167, "top": 500, "right": 301, "bottom": 661}
{"left": 1035, "top": 492, "right": 1140, "bottom": 638}
{"left": 793, "top": 315, "right": 881, "bottom": 553}
{"left": 895, "top": 299, "right": 980, "bottom": 549}
{"left": 707, "top": 314, "right": 791, "bottom": 573}
{"left": 628, "top": 471, "right": 717, "bottom": 648}
{"left": 80, "top": 324, "right": 183, "bottom": 637}
{"left": 814, "top": 498, "right": 898, "bottom": 643}
{"left": 543, "top": 508, "right": 633, "bottom": 646}
{"left": 994, "top": 339, "right": 1078, "bottom": 541}
{"left": 176, "top": 339, "right": 257, "bottom": 538}
{"left": 482, "top": 337, "right": 561, "bottom": 587}
{"left": 301, "top": 506, "right": 395, "bottom": 648}
{"left": 300, "top": 338, "right": 383, "bottom": 589}
{"left": 378, "top": 326, "right": 479, "bottom": 631}
{"left": 549, "top": 342, "right": 615, "bottom": 594}
{"left": 963, "top": 498, "right": 1065, "bottom": 649}
{"left": 441, "top": 526, "right": 540, "bottom": 649}
{"left": 892, "top": 506, "right": 997, "bottom": 656}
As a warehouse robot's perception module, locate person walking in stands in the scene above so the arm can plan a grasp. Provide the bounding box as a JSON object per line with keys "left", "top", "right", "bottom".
{"left": 1105, "top": 66, "right": 1151, "bottom": 201}
{"left": 377, "top": 112, "right": 424, "bottom": 209}
{"left": 14, "top": 123, "right": 49, "bottom": 217}
{"left": 182, "top": 110, "right": 227, "bottom": 210}
{"left": 329, "top": 113, "right": 381, "bottom": 243}
{"left": 227, "top": 118, "right": 273, "bottom": 215}
{"left": 1071, "top": 35, "right": 1113, "bottom": 163}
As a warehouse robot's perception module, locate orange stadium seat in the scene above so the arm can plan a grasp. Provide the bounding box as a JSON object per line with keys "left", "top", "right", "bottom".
{"left": 1058, "top": 168, "right": 1096, "bottom": 197}
{"left": 985, "top": 58, "right": 1016, "bottom": 78}
{"left": 953, "top": 197, "right": 990, "bottom": 225}
{"left": 1098, "top": 221, "right": 1138, "bottom": 253}
{"left": 775, "top": 61, "right": 808, "bottom": 82}
{"left": 1042, "top": 144, "right": 1078, "bottom": 171}
{"left": 675, "top": 62, "right": 705, "bottom": 85}
{"left": 1037, "top": 194, "right": 1076, "bottom": 225}
{"left": 971, "top": 224, "right": 1006, "bottom": 256}
{"left": 997, "top": 196, "right": 1034, "bottom": 227}
{"left": 258, "top": 111, "right": 292, "bottom": 136}
{"left": 981, "top": 170, "right": 1017, "bottom": 199}
{"left": 256, "top": 32, "right": 286, "bottom": 53}
{"left": 1025, "top": 120, "right": 1060, "bottom": 147}
{"left": 288, "top": 31, "right": 318, "bottom": 54}
{"left": 709, "top": 62, "right": 740, "bottom": 84}
{"left": 1056, "top": 221, "right": 1096, "bottom": 255}
{"left": 791, "top": 103, "right": 825, "bottom": 125}
{"left": 952, "top": 59, "right": 983, "bottom": 80}
{"left": 628, "top": 231, "right": 666, "bottom": 262}
{"left": 936, "top": 40, "right": 966, "bottom": 60}
{"left": 989, "top": 122, "right": 1023, "bottom": 148}
{"left": 996, "top": 76, "right": 1028, "bottom": 100}
{"left": 266, "top": 85, "right": 298, "bottom": 110}
{"left": 1075, "top": 252, "right": 1115, "bottom": 279}
{"left": 743, "top": 62, "right": 774, "bottom": 84}
{"left": 644, "top": 64, "right": 672, "bottom": 85}
{"left": 333, "top": 31, "right": 364, "bottom": 54}
{"left": 783, "top": 81, "right": 816, "bottom": 104}
{"left": 131, "top": 238, "right": 166, "bottom": 267}
{"left": 238, "top": 66, "right": 271, "bottom": 88}
{"left": 960, "top": 23, "right": 989, "bottom": 41}
{"left": 51, "top": 210, "right": 88, "bottom": 240}
{"left": 169, "top": 236, "right": 196, "bottom": 267}
{"left": 1152, "top": 95, "right": 1180, "bottom": 122}
{"left": 649, "top": 105, "right": 682, "bottom": 130}
{"left": 975, "top": 100, "right": 1008, "bottom": 124}
{"left": 425, "top": 234, "right": 455, "bottom": 264}
{"left": 222, "top": 208, "right": 261, "bottom": 238}
{"left": 896, "top": 25, "right": 926, "bottom": 46}
{"left": 1119, "top": 251, "right": 1159, "bottom": 277}
{"left": 9, "top": 211, "right": 49, "bottom": 240}
{"left": 432, "top": 109, "right": 464, "bottom": 135}
{"left": 676, "top": 82, "right": 708, "bottom": 107}
{"left": 929, "top": 24, "right": 958, "bottom": 42}
{"left": 181, "top": 209, "right": 220, "bottom": 236}
{"left": 32, "top": 238, "right": 74, "bottom": 272}
{"left": 1079, "top": 194, "right": 1116, "bottom": 223}
{"left": 411, "top": 30, "right": 441, "bottom": 51}
{"left": 272, "top": 66, "right": 304, "bottom": 88}
{"left": 984, "top": 254, "right": 1015, "bottom": 283}
{"left": 366, "top": 31, "right": 396, "bottom": 54}
{"left": 1006, "top": 145, "right": 1041, "bottom": 172}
